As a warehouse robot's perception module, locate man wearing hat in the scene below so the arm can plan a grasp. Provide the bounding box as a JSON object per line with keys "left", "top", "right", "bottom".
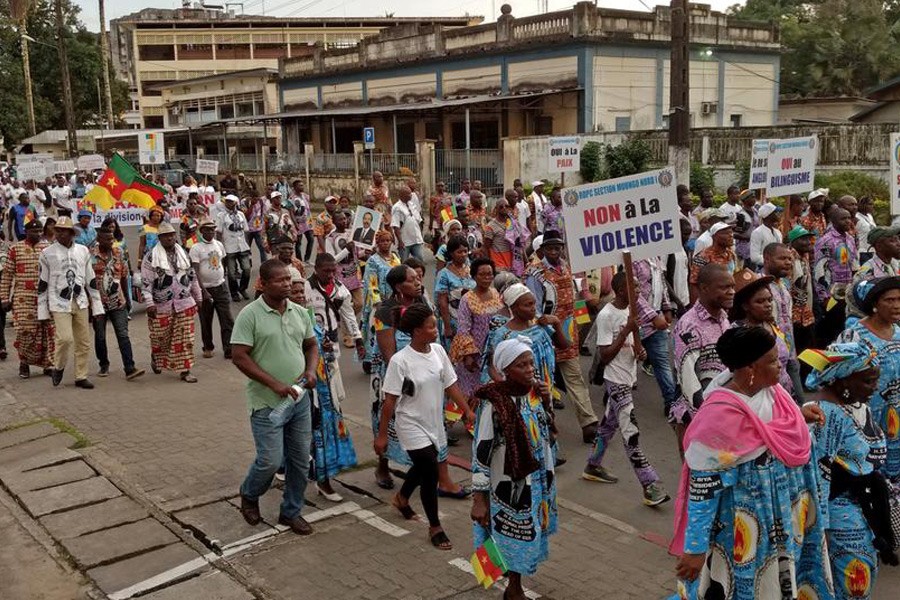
{"left": 1, "top": 218, "right": 55, "bottom": 379}
{"left": 190, "top": 217, "right": 233, "bottom": 359}
{"left": 74, "top": 208, "right": 96, "bottom": 247}
{"left": 689, "top": 221, "right": 736, "bottom": 303}
{"left": 216, "top": 194, "right": 252, "bottom": 302}
{"left": 846, "top": 226, "right": 900, "bottom": 320}
{"left": 91, "top": 225, "right": 145, "bottom": 380}
{"left": 37, "top": 216, "right": 105, "bottom": 388}
{"left": 529, "top": 181, "right": 548, "bottom": 234}
{"left": 749, "top": 203, "right": 783, "bottom": 269}
{"left": 525, "top": 230, "right": 598, "bottom": 440}
{"left": 693, "top": 210, "right": 725, "bottom": 254}
{"left": 264, "top": 191, "right": 296, "bottom": 249}
{"left": 733, "top": 189, "right": 758, "bottom": 268}
{"left": 141, "top": 221, "right": 203, "bottom": 383}
{"left": 800, "top": 188, "right": 828, "bottom": 242}
{"left": 814, "top": 207, "right": 857, "bottom": 345}
{"left": 788, "top": 226, "right": 816, "bottom": 364}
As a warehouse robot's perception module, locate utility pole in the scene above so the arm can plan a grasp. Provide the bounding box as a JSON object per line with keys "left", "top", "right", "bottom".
{"left": 55, "top": 0, "right": 77, "bottom": 156}
{"left": 668, "top": 0, "right": 690, "bottom": 188}
{"left": 10, "top": 1, "right": 36, "bottom": 136}
{"left": 98, "top": 0, "right": 114, "bottom": 129}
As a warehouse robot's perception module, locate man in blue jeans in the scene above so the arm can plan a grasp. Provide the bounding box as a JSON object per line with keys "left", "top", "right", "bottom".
{"left": 231, "top": 259, "right": 318, "bottom": 535}
{"left": 633, "top": 258, "right": 679, "bottom": 416}
{"left": 91, "top": 228, "right": 145, "bottom": 380}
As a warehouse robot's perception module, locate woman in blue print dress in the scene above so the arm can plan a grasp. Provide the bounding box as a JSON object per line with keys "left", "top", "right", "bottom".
{"left": 803, "top": 342, "right": 897, "bottom": 600}
{"left": 471, "top": 337, "right": 557, "bottom": 600}
{"left": 838, "top": 277, "right": 900, "bottom": 484}
{"left": 669, "top": 326, "right": 832, "bottom": 600}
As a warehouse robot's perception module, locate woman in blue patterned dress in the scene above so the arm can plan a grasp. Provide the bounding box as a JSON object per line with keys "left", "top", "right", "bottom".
{"left": 361, "top": 230, "right": 401, "bottom": 365}
{"left": 471, "top": 337, "right": 557, "bottom": 600}
{"left": 838, "top": 277, "right": 900, "bottom": 483}
{"left": 670, "top": 326, "right": 832, "bottom": 600}
{"left": 803, "top": 342, "right": 896, "bottom": 600}
{"left": 434, "top": 235, "right": 475, "bottom": 349}
{"left": 289, "top": 269, "right": 356, "bottom": 501}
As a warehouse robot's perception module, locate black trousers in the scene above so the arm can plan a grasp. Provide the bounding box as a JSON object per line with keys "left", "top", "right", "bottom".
{"left": 200, "top": 283, "right": 234, "bottom": 353}
{"left": 399, "top": 444, "right": 441, "bottom": 527}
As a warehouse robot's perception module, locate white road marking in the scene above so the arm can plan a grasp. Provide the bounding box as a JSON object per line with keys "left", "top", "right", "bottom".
{"left": 351, "top": 508, "right": 411, "bottom": 537}
{"left": 557, "top": 497, "right": 639, "bottom": 535}
{"left": 107, "top": 555, "right": 217, "bottom": 600}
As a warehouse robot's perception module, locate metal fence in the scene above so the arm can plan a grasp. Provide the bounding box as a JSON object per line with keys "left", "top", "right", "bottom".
{"left": 361, "top": 153, "right": 417, "bottom": 175}
{"left": 311, "top": 153, "right": 356, "bottom": 173}
{"left": 434, "top": 149, "right": 503, "bottom": 196}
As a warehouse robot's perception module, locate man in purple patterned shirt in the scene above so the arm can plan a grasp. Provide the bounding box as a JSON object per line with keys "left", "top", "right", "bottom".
{"left": 633, "top": 257, "right": 678, "bottom": 415}
{"left": 762, "top": 242, "right": 803, "bottom": 402}
{"left": 671, "top": 264, "right": 733, "bottom": 448}
{"left": 813, "top": 207, "right": 857, "bottom": 345}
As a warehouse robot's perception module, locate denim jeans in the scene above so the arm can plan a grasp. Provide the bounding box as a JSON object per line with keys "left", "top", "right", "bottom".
{"left": 92, "top": 307, "right": 135, "bottom": 372}
{"left": 399, "top": 243, "right": 424, "bottom": 262}
{"left": 199, "top": 283, "right": 234, "bottom": 353}
{"left": 240, "top": 394, "right": 312, "bottom": 520}
{"left": 224, "top": 251, "right": 252, "bottom": 296}
{"left": 245, "top": 231, "right": 267, "bottom": 264}
{"left": 641, "top": 329, "right": 678, "bottom": 412}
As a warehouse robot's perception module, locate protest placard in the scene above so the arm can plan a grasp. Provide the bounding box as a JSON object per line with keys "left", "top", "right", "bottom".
{"left": 53, "top": 160, "right": 76, "bottom": 174}
{"left": 891, "top": 133, "right": 900, "bottom": 216}
{"left": 748, "top": 139, "right": 771, "bottom": 190}
{"left": 561, "top": 167, "right": 681, "bottom": 273}
{"left": 765, "top": 135, "right": 817, "bottom": 197}
{"left": 548, "top": 136, "right": 581, "bottom": 174}
{"left": 77, "top": 154, "right": 106, "bottom": 171}
{"left": 16, "top": 161, "right": 47, "bottom": 182}
{"left": 196, "top": 159, "right": 219, "bottom": 176}
{"left": 138, "top": 131, "right": 165, "bottom": 165}
{"left": 76, "top": 198, "right": 147, "bottom": 228}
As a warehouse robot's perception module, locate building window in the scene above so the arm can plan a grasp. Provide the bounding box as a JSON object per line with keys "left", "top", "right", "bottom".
{"left": 534, "top": 116, "right": 553, "bottom": 136}
{"left": 216, "top": 44, "right": 252, "bottom": 60}
{"left": 450, "top": 120, "right": 499, "bottom": 149}
{"left": 254, "top": 44, "right": 286, "bottom": 59}
{"left": 237, "top": 102, "right": 254, "bottom": 117}
{"left": 730, "top": 114, "right": 742, "bottom": 128}
{"left": 141, "top": 81, "right": 173, "bottom": 97}
{"left": 615, "top": 116, "right": 631, "bottom": 133}
{"left": 255, "top": 100, "right": 265, "bottom": 115}
{"left": 660, "top": 114, "right": 669, "bottom": 130}
{"left": 219, "top": 103, "right": 235, "bottom": 119}
{"left": 138, "top": 45, "right": 175, "bottom": 61}
{"left": 144, "top": 116, "right": 164, "bottom": 129}
{"left": 178, "top": 44, "right": 213, "bottom": 60}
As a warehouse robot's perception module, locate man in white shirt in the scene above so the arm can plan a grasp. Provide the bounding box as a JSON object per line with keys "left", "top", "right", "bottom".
{"left": 514, "top": 189, "right": 532, "bottom": 233}
{"left": 50, "top": 175, "right": 74, "bottom": 217}
{"left": 716, "top": 185, "right": 742, "bottom": 222}
{"left": 407, "top": 178, "right": 422, "bottom": 215}
{"left": 215, "top": 194, "right": 251, "bottom": 302}
{"left": 391, "top": 185, "right": 424, "bottom": 261}
{"left": 37, "top": 216, "right": 104, "bottom": 389}
{"left": 530, "top": 180, "right": 548, "bottom": 234}
{"left": 749, "top": 203, "right": 783, "bottom": 269}
{"left": 190, "top": 218, "right": 233, "bottom": 359}
{"left": 856, "top": 196, "right": 877, "bottom": 262}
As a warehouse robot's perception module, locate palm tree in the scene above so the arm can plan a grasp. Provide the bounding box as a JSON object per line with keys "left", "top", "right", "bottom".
{"left": 9, "top": 0, "right": 37, "bottom": 135}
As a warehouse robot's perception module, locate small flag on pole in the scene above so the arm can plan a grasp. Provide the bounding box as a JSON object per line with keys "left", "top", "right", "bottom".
{"left": 444, "top": 404, "right": 464, "bottom": 423}
{"left": 470, "top": 537, "right": 508, "bottom": 589}
{"left": 440, "top": 203, "right": 457, "bottom": 224}
{"left": 573, "top": 299, "right": 590, "bottom": 325}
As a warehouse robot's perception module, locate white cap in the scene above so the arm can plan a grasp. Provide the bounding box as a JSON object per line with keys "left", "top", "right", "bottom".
{"left": 270, "top": 191, "right": 282, "bottom": 199}
{"left": 709, "top": 222, "right": 733, "bottom": 236}
{"left": 224, "top": 194, "right": 239, "bottom": 203}
{"left": 531, "top": 180, "right": 544, "bottom": 188}
{"left": 758, "top": 203, "right": 782, "bottom": 220}
{"left": 532, "top": 235, "right": 544, "bottom": 252}
{"left": 808, "top": 188, "right": 828, "bottom": 201}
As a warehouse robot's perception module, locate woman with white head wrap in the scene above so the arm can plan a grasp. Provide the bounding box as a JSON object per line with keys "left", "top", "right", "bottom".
{"left": 471, "top": 336, "right": 557, "bottom": 598}
{"left": 435, "top": 219, "right": 463, "bottom": 271}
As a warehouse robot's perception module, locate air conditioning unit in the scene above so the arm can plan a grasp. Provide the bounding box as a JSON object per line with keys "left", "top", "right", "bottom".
{"left": 701, "top": 102, "right": 718, "bottom": 115}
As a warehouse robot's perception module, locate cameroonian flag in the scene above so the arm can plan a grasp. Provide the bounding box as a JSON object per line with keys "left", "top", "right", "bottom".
{"left": 444, "top": 403, "right": 464, "bottom": 423}
{"left": 440, "top": 203, "right": 457, "bottom": 223}
{"left": 470, "top": 537, "right": 508, "bottom": 589}
{"left": 573, "top": 299, "right": 590, "bottom": 325}
{"left": 84, "top": 154, "right": 166, "bottom": 210}
{"left": 798, "top": 348, "right": 851, "bottom": 372}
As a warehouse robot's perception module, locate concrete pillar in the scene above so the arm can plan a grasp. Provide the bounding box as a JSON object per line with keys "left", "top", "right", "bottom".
{"left": 416, "top": 139, "right": 436, "bottom": 207}
{"left": 304, "top": 142, "right": 314, "bottom": 190}
{"left": 701, "top": 135, "right": 710, "bottom": 166}
{"left": 502, "top": 138, "right": 520, "bottom": 191}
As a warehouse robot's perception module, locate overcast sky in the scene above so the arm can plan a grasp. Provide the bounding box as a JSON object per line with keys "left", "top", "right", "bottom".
{"left": 74, "top": 0, "right": 743, "bottom": 32}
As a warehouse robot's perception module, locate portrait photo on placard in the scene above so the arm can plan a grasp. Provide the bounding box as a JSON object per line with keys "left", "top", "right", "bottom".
{"left": 350, "top": 206, "right": 381, "bottom": 250}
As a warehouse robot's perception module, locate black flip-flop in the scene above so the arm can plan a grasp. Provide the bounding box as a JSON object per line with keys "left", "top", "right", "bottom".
{"left": 392, "top": 501, "right": 417, "bottom": 521}
{"left": 430, "top": 530, "right": 452, "bottom": 551}
{"left": 376, "top": 476, "right": 395, "bottom": 490}
{"left": 438, "top": 487, "right": 471, "bottom": 499}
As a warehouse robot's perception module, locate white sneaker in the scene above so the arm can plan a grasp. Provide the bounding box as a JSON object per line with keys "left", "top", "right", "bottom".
{"left": 274, "top": 472, "right": 285, "bottom": 482}
{"left": 316, "top": 483, "right": 343, "bottom": 502}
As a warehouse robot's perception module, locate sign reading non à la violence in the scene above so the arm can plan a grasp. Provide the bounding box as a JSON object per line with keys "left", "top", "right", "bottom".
{"left": 548, "top": 136, "right": 581, "bottom": 173}
{"left": 561, "top": 167, "right": 681, "bottom": 273}
{"left": 196, "top": 158, "right": 219, "bottom": 176}
{"left": 748, "top": 138, "right": 771, "bottom": 190}
{"left": 765, "top": 135, "right": 817, "bottom": 197}
{"left": 890, "top": 133, "right": 900, "bottom": 215}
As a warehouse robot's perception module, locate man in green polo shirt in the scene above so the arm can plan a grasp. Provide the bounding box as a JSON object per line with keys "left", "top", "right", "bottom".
{"left": 231, "top": 259, "right": 318, "bottom": 535}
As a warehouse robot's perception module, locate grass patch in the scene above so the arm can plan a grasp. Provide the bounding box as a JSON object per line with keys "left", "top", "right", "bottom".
{"left": 0, "top": 417, "right": 91, "bottom": 449}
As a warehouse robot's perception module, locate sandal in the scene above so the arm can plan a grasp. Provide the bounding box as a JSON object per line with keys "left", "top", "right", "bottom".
{"left": 438, "top": 486, "right": 471, "bottom": 499}
{"left": 18, "top": 364, "right": 29, "bottom": 379}
{"left": 375, "top": 475, "right": 395, "bottom": 490}
{"left": 430, "top": 530, "right": 452, "bottom": 551}
{"left": 150, "top": 354, "right": 161, "bottom": 374}
{"left": 180, "top": 372, "right": 198, "bottom": 383}
{"left": 391, "top": 496, "right": 418, "bottom": 521}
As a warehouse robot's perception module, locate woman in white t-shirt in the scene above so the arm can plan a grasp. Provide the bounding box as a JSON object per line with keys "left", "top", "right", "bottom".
{"left": 376, "top": 303, "right": 473, "bottom": 551}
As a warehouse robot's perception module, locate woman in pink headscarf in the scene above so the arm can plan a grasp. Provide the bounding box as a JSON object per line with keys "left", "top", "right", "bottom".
{"left": 668, "top": 325, "right": 831, "bottom": 600}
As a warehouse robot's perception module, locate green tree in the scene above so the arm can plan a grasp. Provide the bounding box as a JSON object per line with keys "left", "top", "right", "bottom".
{"left": 0, "top": 0, "right": 129, "bottom": 149}
{"left": 579, "top": 141, "right": 603, "bottom": 182}
{"left": 603, "top": 139, "right": 651, "bottom": 179}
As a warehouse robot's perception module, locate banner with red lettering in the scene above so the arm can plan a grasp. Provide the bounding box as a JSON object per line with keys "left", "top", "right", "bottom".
{"left": 560, "top": 168, "right": 681, "bottom": 272}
